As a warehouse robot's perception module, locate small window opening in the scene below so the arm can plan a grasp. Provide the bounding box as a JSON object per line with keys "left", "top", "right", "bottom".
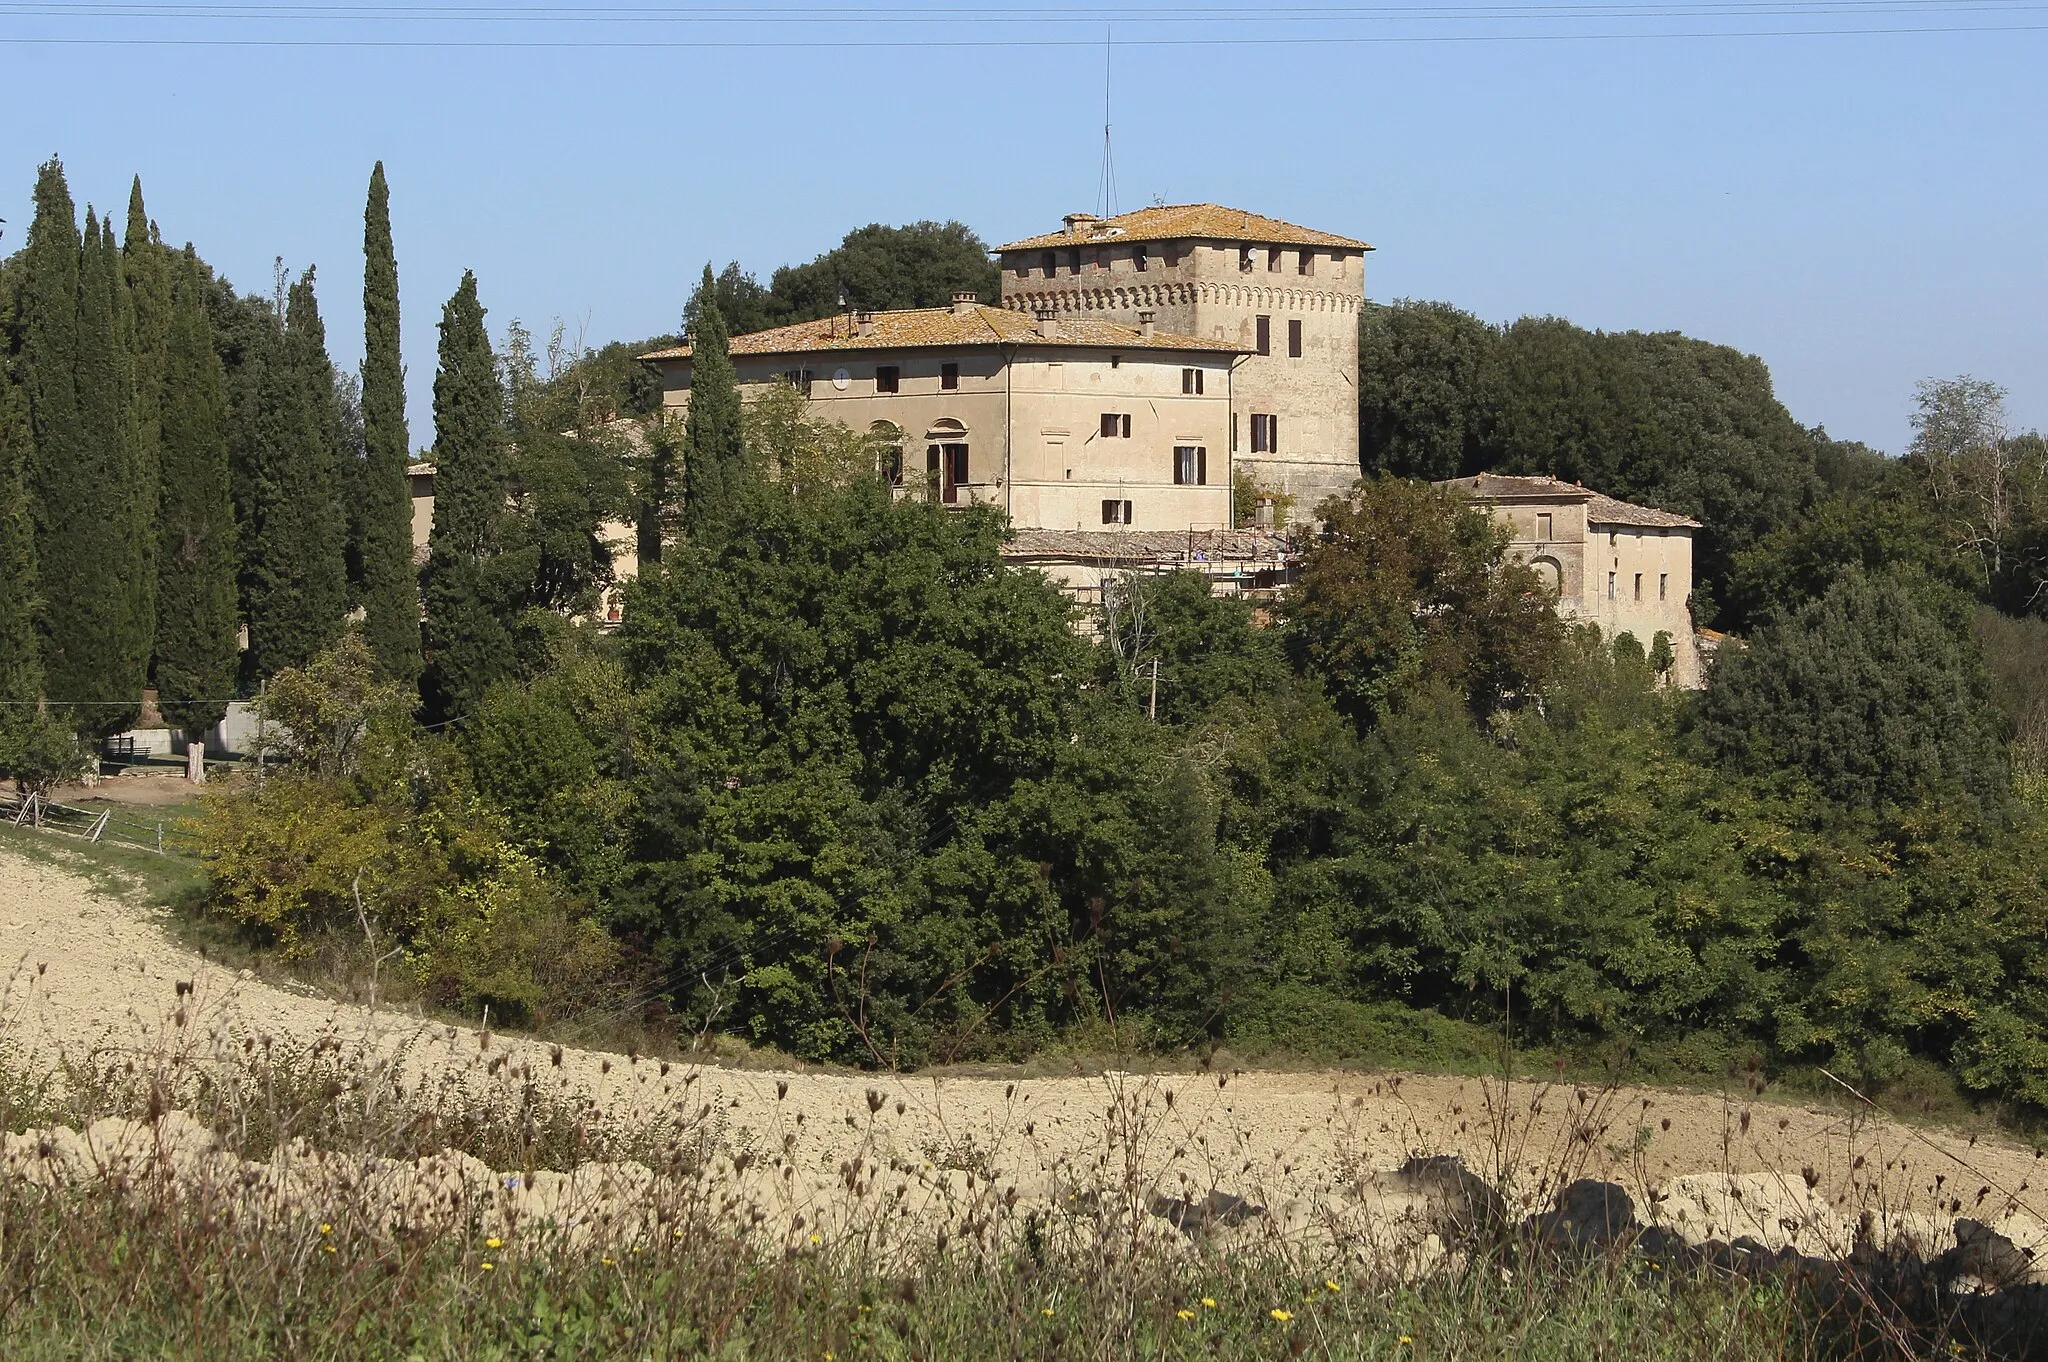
{"left": 1267, "top": 247, "right": 1282, "bottom": 272}
{"left": 1608, "top": 571, "right": 1617, "bottom": 600}
{"left": 1102, "top": 498, "right": 1134, "bottom": 525}
{"left": 1133, "top": 245, "right": 1148, "bottom": 271}
{"left": 1250, "top": 414, "right": 1278, "bottom": 454}
{"left": 1182, "top": 367, "right": 1204, "bottom": 395}
{"left": 1173, "top": 446, "right": 1208, "bottom": 486}
{"left": 1099, "top": 412, "right": 1132, "bottom": 439}
{"left": 1239, "top": 246, "right": 1254, "bottom": 273}
{"left": 875, "top": 365, "right": 899, "bottom": 394}
{"left": 1041, "top": 250, "right": 1057, "bottom": 278}
{"left": 1634, "top": 573, "right": 1643, "bottom": 601}
{"left": 1536, "top": 512, "right": 1553, "bottom": 540}
{"left": 1298, "top": 251, "right": 1315, "bottom": 277}
{"left": 1287, "top": 319, "right": 1303, "bottom": 358}
{"left": 941, "top": 362, "right": 959, "bottom": 390}
{"left": 1659, "top": 573, "right": 1668, "bottom": 601}
{"left": 1255, "top": 315, "right": 1271, "bottom": 356}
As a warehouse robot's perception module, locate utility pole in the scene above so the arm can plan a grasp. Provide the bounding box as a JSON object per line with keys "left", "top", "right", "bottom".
{"left": 1148, "top": 658, "right": 1159, "bottom": 722}
{"left": 253, "top": 680, "right": 266, "bottom": 788}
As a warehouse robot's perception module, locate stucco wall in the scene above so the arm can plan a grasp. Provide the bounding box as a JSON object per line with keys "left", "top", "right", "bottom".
{"left": 653, "top": 344, "right": 1233, "bottom": 533}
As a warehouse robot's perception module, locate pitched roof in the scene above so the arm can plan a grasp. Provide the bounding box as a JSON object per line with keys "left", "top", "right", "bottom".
{"left": 1003, "top": 527, "right": 1291, "bottom": 562}
{"left": 640, "top": 303, "right": 1248, "bottom": 361}
{"left": 994, "top": 204, "right": 1372, "bottom": 254}
{"left": 1436, "top": 473, "right": 1701, "bottom": 529}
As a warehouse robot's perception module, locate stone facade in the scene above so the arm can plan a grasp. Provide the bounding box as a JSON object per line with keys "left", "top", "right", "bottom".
{"left": 643, "top": 299, "right": 1244, "bottom": 534}
{"left": 1438, "top": 473, "right": 1704, "bottom": 687}
{"left": 995, "top": 204, "right": 1370, "bottom": 519}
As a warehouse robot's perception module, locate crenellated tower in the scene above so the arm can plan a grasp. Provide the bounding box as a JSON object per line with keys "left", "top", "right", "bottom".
{"left": 996, "top": 204, "right": 1370, "bottom": 518}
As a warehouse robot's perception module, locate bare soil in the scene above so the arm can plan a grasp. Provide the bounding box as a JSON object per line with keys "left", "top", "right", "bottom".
{"left": 6, "top": 843, "right": 2047, "bottom": 1262}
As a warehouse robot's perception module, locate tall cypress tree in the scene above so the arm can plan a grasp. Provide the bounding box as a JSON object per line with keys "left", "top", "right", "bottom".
{"left": 359, "top": 162, "right": 423, "bottom": 683}
{"left": 123, "top": 178, "right": 170, "bottom": 669}
{"left": 421, "top": 270, "right": 513, "bottom": 720}
{"left": 0, "top": 377, "right": 43, "bottom": 730}
{"left": 18, "top": 159, "right": 82, "bottom": 717}
{"left": 154, "top": 252, "right": 239, "bottom": 780}
{"left": 244, "top": 267, "right": 347, "bottom": 678}
{"left": 32, "top": 205, "right": 150, "bottom": 737}
{"left": 682, "top": 263, "right": 744, "bottom": 546}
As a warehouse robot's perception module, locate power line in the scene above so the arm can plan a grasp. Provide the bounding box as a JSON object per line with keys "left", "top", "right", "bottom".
{"left": 2, "top": 21, "right": 2042, "bottom": 45}
{"left": 3, "top": 0, "right": 2044, "bottom": 17}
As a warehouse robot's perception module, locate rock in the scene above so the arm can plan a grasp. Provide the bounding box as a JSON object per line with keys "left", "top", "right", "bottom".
{"left": 1368, "top": 1155, "right": 1508, "bottom": 1241}
{"left": 1524, "top": 1179, "right": 1638, "bottom": 1251}
{"left": 1146, "top": 1188, "right": 1267, "bottom": 1238}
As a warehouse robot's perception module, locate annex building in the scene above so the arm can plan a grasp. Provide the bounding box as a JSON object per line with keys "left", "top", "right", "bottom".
{"left": 1440, "top": 473, "right": 1704, "bottom": 687}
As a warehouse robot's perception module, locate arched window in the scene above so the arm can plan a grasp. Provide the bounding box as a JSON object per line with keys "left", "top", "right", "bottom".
{"left": 869, "top": 420, "right": 904, "bottom": 486}
{"left": 1529, "top": 556, "right": 1563, "bottom": 594}
{"left": 925, "top": 419, "right": 968, "bottom": 504}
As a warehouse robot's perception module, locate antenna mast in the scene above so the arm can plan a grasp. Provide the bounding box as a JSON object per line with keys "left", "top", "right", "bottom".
{"left": 1097, "top": 26, "right": 1119, "bottom": 219}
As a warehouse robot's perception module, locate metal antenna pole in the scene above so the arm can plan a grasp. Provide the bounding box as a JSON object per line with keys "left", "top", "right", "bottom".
{"left": 1098, "top": 27, "right": 1118, "bottom": 218}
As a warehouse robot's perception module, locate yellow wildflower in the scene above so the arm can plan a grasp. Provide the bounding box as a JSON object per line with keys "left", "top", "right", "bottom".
{"left": 601, "top": 1257, "right": 614, "bottom": 1267}
{"left": 1176, "top": 1309, "right": 1196, "bottom": 1320}
{"left": 1041, "top": 1308, "right": 1054, "bottom": 1317}
{"left": 318, "top": 1223, "right": 332, "bottom": 1236}
{"left": 480, "top": 1262, "right": 494, "bottom": 1272}
{"left": 485, "top": 1237, "right": 503, "bottom": 1250}
{"left": 1326, "top": 1279, "right": 1341, "bottom": 1292}
{"left": 1201, "top": 1298, "right": 1217, "bottom": 1309}
{"left": 1270, "top": 1309, "right": 1293, "bottom": 1322}
{"left": 321, "top": 1245, "right": 335, "bottom": 1255}
{"left": 1399, "top": 1337, "right": 1414, "bottom": 1347}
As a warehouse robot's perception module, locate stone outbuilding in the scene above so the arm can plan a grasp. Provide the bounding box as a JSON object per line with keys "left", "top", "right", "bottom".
{"left": 1438, "top": 473, "right": 1704, "bottom": 687}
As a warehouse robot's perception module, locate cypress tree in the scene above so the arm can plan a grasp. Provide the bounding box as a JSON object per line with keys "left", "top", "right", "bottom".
{"left": 32, "top": 205, "right": 150, "bottom": 737}
{"left": 421, "top": 270, "right": 513, "bottom": 720}
{"left": 0, "top": 377, "right": 43, "bottom": 729}
{"left": 683, "top": 263, "right": 744, "bottom": 545}
{"left": 359, "top": 162, "right": 423, "bottom": 682}
{"left": 244, "top": 268, "right": 347, "bottom": 678}
{"left": 123, "top": 178, "right": 170, "bottom": 666}
{"left": 18, "top": 159, "right": 81, "bottom": 722}
{"left": 154, "top": 252, "right": 239, "bottom": 781}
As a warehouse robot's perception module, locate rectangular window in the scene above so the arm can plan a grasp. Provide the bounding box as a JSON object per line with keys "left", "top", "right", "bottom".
{"left": 1250, "top": 414, "right": 1278, "bottom": 454}
{"left": 1267, "top": 247, "right": 1282, "bottom": 272}
{"left": 1181, "top": 367, "right": 1204, "bottom": 395}
{"left": 1297, "top": 251, "right": 1314, "bottom": 276}
{"left": 1634, "top": 573, "right": 1643, "bottom": 601}
{"left": 1536, "top": 512, "right": 1553, "bottom": 540}
{"left": 940, "top": 362, "right": 959, "bottom": 390}
{"left": 1133, "top": 245, "right": 1148, "bottom": 271}
{"left": 1099, "top": 412, "right": 1132, "bottom": 438}
{"left": 781, "top": 368, "right": 810, "bottom": 390}
{"left": 1255, "top": 315, "right": 1271, "bottom": 356}
{"left": 1173, "top": 446, "right": 1208, "bottom": 486}
{"left": 1288, "top": 319, "right": 1303, "bottom": 358}
{"left": 1239, "top": 246, "right": 1254, "bottom": 273}
{"left": 1659, "top": 573, "right": 1668, "bottom": 602}
{"left": 1608, "top": 571, "right": 1617, "bottom": 600}
{"left": 875, "top": 365, "right": 899, "bottom": 394}
{"left": 1067, "top": 247, "right": 1081, "bottom": 273}
{"left": 1102, "top": 498, "right": 1133, "bottom": 525}
{"left": 1163, "top": 245, "right": 1179, "bottom": 268}
{"left": 1041, "top": 250, "right": 1057, "bottom": 278}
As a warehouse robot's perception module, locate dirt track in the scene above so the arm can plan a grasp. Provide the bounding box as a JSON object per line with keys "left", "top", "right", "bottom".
{"left": 5, "top": 842, "right": 2048, "bottom": 1259}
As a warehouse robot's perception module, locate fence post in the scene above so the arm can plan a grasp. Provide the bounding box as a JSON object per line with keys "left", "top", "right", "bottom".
{"left": 156, "top": 822, "right": 164, "bottom": 855}
{"left": 88, "top": 810, "right": 108, "bottom": 843}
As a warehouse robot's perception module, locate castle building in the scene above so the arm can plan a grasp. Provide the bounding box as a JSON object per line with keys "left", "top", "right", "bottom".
{"left": 643, "top": 295, "right": 1246, "bottom": 534}
{"left": 1439, "top": 473, "right": 1704, "bottom": 687}
{"left": 994, "top": 204, "right": 1372, "bottom": 519}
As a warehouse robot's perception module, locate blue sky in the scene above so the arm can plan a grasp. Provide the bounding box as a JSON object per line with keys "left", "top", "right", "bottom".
{"left": 4, "top": 3, "right": 2043, "bottom": 456}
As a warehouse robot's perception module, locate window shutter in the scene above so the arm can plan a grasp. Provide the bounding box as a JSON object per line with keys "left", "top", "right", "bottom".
{"left": 1197, "top": 447, "right": 1207, "bottom": 485}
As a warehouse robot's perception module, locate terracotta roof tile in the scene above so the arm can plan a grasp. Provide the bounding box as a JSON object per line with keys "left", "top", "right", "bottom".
{"left": 641, "top": 304, "right": 1248, "bottom": 361}
{"left": 1003, "top": 527, "right": 1291, "bottom": 562}
{"left": 995, "top": 203, "right": 1371, "bottom": 254}
{"left": 1435, "top": 473, "right": 1700, "bottom": 529}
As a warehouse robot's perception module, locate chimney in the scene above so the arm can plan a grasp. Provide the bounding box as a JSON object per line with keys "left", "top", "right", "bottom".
{"left": 855, "top": 311, "right": 876, "bottom": 338}
{"left": 1033, "top": 308, "right": 1060, "bottom": 339}
{"left": 951, "top": 291, "right": 979, "bottom": 317}
{"left": 1137, "top": 309, "right": 1156, "bottom": 339}
{"left": 1063, "top": 212, "right": 1099, "bottom": 238}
